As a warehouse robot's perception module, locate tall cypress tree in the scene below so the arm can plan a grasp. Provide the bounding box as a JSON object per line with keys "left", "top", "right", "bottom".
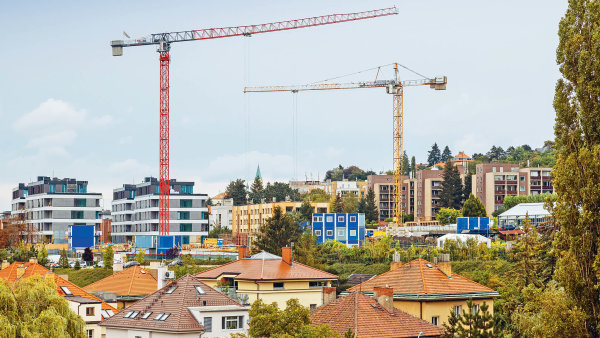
{"left": 439, "top": 160, "right": 463, "bottom": 209}
{"left": 410, "top": 156, "right": 417, "bottom": 178}
{"left": 402, "top": 151, "right": 410, "bottom": 175}
{"left": 427, "top": 143, "right": 441, "bottom": 166}
{"left": 553, "top": 1, "right": 600, "bottom": 335}
{"left": 249, "top": 177, "right": 264, "bottom": 204}
{"left": 365, "top": 188, "right": 378, "bottom": 223}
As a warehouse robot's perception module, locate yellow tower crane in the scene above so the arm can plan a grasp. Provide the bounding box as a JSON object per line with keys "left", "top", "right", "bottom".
{"left": 244, "top": 63, "right": 446, "bottom": 225}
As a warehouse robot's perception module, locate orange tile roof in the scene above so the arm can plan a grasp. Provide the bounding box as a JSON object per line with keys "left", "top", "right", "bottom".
{"left": 311, "top": 292, "right": 443, "bottom": 338}
{"left": 453, "top": 151, "right": 472, "bottom": 160}
{"left": 347, "top": 258, "right": 497, "bottom": 299}
{"left": 100, "top": 274, "right": 244, "bottom": 332}
{"left": 213, "top": 192, "right": 227, "bottom": 199}
{"left": 195, "top": 256, "right": 338, "bottom": 281}
{"left": 0, "top": 262, "right": 118, "bottom": 313}
{"left": 84, "top": 266, "right": 157, "bottom": 297}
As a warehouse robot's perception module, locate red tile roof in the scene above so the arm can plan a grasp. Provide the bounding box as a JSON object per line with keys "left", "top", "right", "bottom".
{"left": 0, "top": 262, "right": 118, "bottom": 313}
{"left": 195, "top": 255, "right": 337, "bottom": 281}
{"left": 347, "top": 258, "right": 497, "bottom": 298}
{"left": 452, "top": 152, "right": 473, "bottom": 161}
{"left": 84, "top": 266, "right": 157, "bottom": 296}
{"left": 311, "top": 292, "right": 442, "bottom": 338}
{"left": 100, "top": 274, "right": 244, "bottom": 332}
{"left": 213, "top": 192, "right": 227, "bottom": 199}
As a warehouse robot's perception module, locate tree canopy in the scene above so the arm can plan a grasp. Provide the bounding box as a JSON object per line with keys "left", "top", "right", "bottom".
{"left": 462, "top": 194, "right": 487, "bottom": 217}
{"left": 439, "top": 160, "right": 463, "bottom": 209}
{"left": 364, "top": 188, "right": 378, "bottom": 223}
{"left": 253, "top": 206, "right": 301, "bottom": 255}
{"left": 249, "top": 177, "right": 265, "bottom": 204}
{"left": 427, "top": 143, "right": 442, "bottom": 166}
{"left": 325, "top": 165, "right": 375, "bottom": 181}
{"left": 225, "top": 179, "right": 248, "bottom": 206}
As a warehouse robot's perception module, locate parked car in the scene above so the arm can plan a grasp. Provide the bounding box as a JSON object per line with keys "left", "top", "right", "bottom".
{"left": 168, "top": 259, "right": 182, "bottom": 267}
{"left": 123, "top": 261, "right": 140, "bottom": 268}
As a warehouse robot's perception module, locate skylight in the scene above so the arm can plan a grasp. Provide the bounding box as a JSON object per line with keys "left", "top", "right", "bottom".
{"left": 60, "top": 286, "right": 72, "bottom": 295}
{"left": 141, "top": 312, "right": 152, "bottom": 319}
{"left": 124, "top": 311, "right": 134, "bottom": 318}
{"left": 106, "top": 309, "right": 114, "bottom": 316}
{"left": 166, "top": 286, "right": 178, "bottom": 294}
{"left": 130, "top": 311, "right": 140, "bottom": 319}
{"left": 153, "top": 313, "right": 170, "bottom": 321}
{"left": 154, "top": 313, "right": 164, "bottom": 320}
{"left": 195, "top": 285, "right": 205, "bottom": 295}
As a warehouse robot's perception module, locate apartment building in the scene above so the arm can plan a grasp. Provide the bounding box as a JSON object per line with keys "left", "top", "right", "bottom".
{"left": 11, "top": 176, "right": 102, "bottom": 245}
{"left": 330, "top": 180, "right": 369, "bottom": 198}
{"left": 289, "top": 180, "right": 330, "bottom": 194}
{"left": 209, "top": 198, "right": 233, "bottom": 230}
{"left": 111, "top": 177, "right": 209, "bottom": 253}
{"left": 367, "top": 175, "right": 417, "bottom": 221}
{"left": 416, "top": 170, "right": 444, "bottom": 220}
{"left": 473, "top": 164, "right": 554, "bottom": 214}
{"left": 232, "top": 201, "right": 329, "bottom": 245}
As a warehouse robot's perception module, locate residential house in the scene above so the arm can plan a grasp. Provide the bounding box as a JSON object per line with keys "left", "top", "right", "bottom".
{"left": 195, "top": 247, "right": 338, "bottom": 310}
{"left": 84, "top": 266, "right": 157, "bottom": 309}
{"left": 311, "top": 289, "right": 442, "bottom": 338}
{"left": 0, "top": 261, "right": 118, "bottom": 338}
{"left": 347, "top": 257, "right": 499, "bottom": 327}
{"left": 100, "top": 274, "right": 248, "bottom": 337}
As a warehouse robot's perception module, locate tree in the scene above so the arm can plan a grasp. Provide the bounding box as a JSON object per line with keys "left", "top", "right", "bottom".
{"left": 302, "top": 188, "right": 330, "bottom": 203}
{"left": 427, "top": 143, "right": 441, "bottom": 166}
{"left": 342, "top": 193, "right": 359, "bottom": 213}
{"left": 37, "top": 246, "right": 49, "bottom": 266}
{"left": 81, "top": 247, "right": 94, "bottom": 264}
{"left": 410, "top": 156, "right": 417, "bottom": 178}
{"left": 225, "top": 179, "right": 248, "bottom": 206}
{"left": 487, "top": 145, "right": 506, "bottom": 161}
{"left": 0, "top": 276, "right": 87, "bottom": 337}
{"left": 74, "top": 261, "right": 81, "bottom": 270}
{"left": 463, "top": 173, "right": 473, "bottom": 201}
{"left": 436, "top": 208, "right": 462, "bottom": 225}
{"left": 293, "top": 232, "right": 322, "bottom": 269}
{"left": 402, "top": 151, "right": 410, "bottom": 175}
{"left": 59, "top": 249, "right": 69, "bottom": 268}
{"left": 298, "top": 200, "right": 314, "bottom": 223}
{"left": 135, "top": 250, "right": 145, "bottom": 265}
{"left": 331, "top": 195, "right": 344, "bottom": 213}
{"left": 441, "top": 299, "right": 494, "bottom": 337}
{"left": 249, "top": 176, "right": 264, "bottom": 204}
{"left": 462, "top": 194, "right": 487, "bottom": 217}
{"left": 441, "top": 145, "right": 452, "bottom": 162}
{"left": 364, "top": 188, "right": 378, "bottom": 223}
{"left": 357, "top": 198, "right": 367, "bottom": 214}
{"left": 439, "top": 160, "right": 463, "bottom": 209}
{"left": 165, "top": 247, "right": 179, "bottom": 260}
{"left": 208, "top": 224, "right": 232, "bottom": 238}
{"left": 253, "top": 206, "right": 301, "bottom": 255}
{"left": 103, "top": 245, "right": 114, "bottom": 269}
{"left": 264, "top": 182, "right": 300, "bottom": 202}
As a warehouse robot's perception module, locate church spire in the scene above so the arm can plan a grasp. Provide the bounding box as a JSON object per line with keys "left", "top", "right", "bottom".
{"left": 255, "top": 164, "right": 262, "bottom": 180}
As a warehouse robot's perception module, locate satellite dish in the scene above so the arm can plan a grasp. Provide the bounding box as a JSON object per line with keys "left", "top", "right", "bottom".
{"left": 123, "top": 31, "right": 131, "bottom": 39}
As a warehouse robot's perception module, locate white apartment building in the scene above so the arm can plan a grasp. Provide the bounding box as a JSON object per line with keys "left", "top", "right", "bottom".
{"left": 209, "top": 198, "right": 233, "bottom": 230}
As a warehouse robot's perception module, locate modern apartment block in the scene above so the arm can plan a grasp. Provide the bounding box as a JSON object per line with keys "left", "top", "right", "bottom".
{"left": 473, "top": 163, "right": 554, "bottom": 215}
{"left": 111, "top": 177, "right": 209, "bottom": 253}
{"left": 11, "top": 176, "right": 102, "bottom": 245}
{"left": 232, "top": 201, "right": 329, "bottom": 245}
{"left": 209, "top": 198, "right": 233, "bottom": 230}
{"left": 330, "top": 180, "right": 369, "bottom": 198}
{"left": 367, "top": 175, "right": 417, "bottom": 221}
{"left": 416, "top": 170, "right": 444, "bottom": 220}
{"left": 311, "top": 213, "right": 366, "bottom": 247}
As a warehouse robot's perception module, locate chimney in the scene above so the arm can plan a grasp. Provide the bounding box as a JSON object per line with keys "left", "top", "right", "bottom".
{"left": 156, "top": 264, "right": 168, "bottom": 290}
{"left": 29, "top": 258, "right": 38, "bottom": 264}
{"left": 322, "top": 286, "right": 337, "bottom": 306}
{"left": 374, "top": 287, "right": 394, "bottom": 312}
{"left": 282, "top": 247, "right": 292, "bottom": 265}
{"left": 437, "top": 254, "right": 452, "bottom": 278}
{"left": 238, "top": 246, "right": 249, "bottom": 260}
{"left": 16, "top": 264, "right": 27, "bottom": 279}
{"left": 1, "top": 260, "right": 9, "bottom": 270}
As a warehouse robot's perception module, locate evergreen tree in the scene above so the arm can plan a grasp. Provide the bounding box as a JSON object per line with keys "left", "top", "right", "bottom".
{"left": 427, "top": 143, "right": 441, "bottom": 166}
{"left": 342, "top": 193, "right": 359, "bottom": 213}
{"left": 439, "top": 160, "right": 463, "bottom": 209}
{"left": 358, "top": 197, "right": 367, "bottom": 214}
{"left": 463, "top": 173, "right": 473, "bottom": 201}
{"left": 37, "top": 246, "right": 49, "bottom": 266}
{"left": 81, "top": 247, "right": 94, "bottom": 264}
{"left": 365, "top": 188, "right": 378, "bottom": 223}
{"left": 442, "top": 299, "right": 494, "bottom": 337}
{"left": 441, "top": 145, "right": 452, "bottom": 162}
{"left": 253, "top": 206, "right": 301, "bottom": 255}
{"left": 225, "top": 179, "right": 248, "bottom": 206}
{"left": 410, "top": 156, "right": 417, "bottom": 178}
{"left": 298, "top": 200, "right": 314, "bottom": 223}
{"left": 249, "top": 176, "right": 264, "bottom": 204}
{"left": 59, "top": 249, "right": 69, "bottom": 268}
{"left": 103, "top": 245, "right": 114, "bottom": 269}
{"left": 462, "top": 194, "right": 487, "bottom": 217}
{"left": 552, "top": 1, "right": 600, "bottom": 334}
{"left": 402, "top": 151, "right": 410, "bottom": 175}
{"left": 331, "top": 195, "right": 344, "bottom": 213}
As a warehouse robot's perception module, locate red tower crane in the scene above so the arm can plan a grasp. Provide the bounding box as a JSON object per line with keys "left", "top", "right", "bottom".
{"left": 111, "top": 7, "right": 398, "bottom": 236}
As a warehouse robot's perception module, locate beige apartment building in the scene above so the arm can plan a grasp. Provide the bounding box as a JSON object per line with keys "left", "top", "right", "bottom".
{"left": 473, "top": 163, "right": 554, "bottom": 215}
{"left": 367, "top": 175, "right": 417, "bottom": 221}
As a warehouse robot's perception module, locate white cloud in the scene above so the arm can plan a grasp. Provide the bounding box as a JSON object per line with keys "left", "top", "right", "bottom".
{"left": 26, "top": 130, "right": 77, "bottom": 149}
{"left": 14, "top": 99, "right": 86, "bottom": 131}
{"left": 108, "top": 159, "right": 153, "bottom": 175}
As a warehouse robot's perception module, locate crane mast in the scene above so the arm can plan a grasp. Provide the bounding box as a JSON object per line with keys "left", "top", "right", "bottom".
{"left": 111, "top": 8, "right": 398, "bottom": 236}
{"left": 244, "top": 64, "right": 447, "bottom": 225}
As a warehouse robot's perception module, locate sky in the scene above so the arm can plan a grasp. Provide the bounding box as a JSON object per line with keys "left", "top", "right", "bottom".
{"left": 0, "top": 1, "right": 568, "bottom": 210}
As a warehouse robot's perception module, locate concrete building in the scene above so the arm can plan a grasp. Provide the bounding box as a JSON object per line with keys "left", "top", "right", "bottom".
{"left": 311, "top": 213, "right": 366, "bottom": 247}
{"left": 289, "top": 180, "right": 331, "bottom": 194}
{"left": 415, "top": 170, "right": 444, "bottom": 221}
{"left": 111, "top": 177, "right": 209, "bottom": 253}
{"left": 473, "top": 164, "right": 554, "bottom": 214}
{"left": 330, "top": 180, "right": 369, "bottom": 198}
{"left": 367, "top": 175, "right": 417, "bottom": 221}
{"left": 11, "top": 176, "right": 102, "bottom": 245}
{"left": 209, "top": 198, "right": 233, "bottom": 230}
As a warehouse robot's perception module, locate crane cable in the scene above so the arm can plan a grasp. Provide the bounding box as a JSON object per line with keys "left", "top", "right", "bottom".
{"left": 310, "top": 63, "right": 430, "bottom": 84}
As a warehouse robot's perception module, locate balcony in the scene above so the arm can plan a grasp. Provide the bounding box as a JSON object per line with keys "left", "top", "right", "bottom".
{"left": 215, "top": 287, "right": 250, "bottom": 305}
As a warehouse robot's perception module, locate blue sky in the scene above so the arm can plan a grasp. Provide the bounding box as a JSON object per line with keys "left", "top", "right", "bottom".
{"left": 0, "top": 1, "right": 567, "bottom": 209}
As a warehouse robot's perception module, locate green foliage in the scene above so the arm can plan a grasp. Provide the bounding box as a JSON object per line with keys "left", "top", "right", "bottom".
{"left": 103, "top": 245, "right": 114, "bottom": 269}
{"left": 208, "top": 224, "right": 232, "bottom": 238}
{"left": 37, "top": 246, "right": 48, "bottom": 266}
{"left": 253, "top": 206, "right": 301, "bottom": 255}
{"left": 225, "top": 179, "right": 248, "bottom": 206}
{"left": 169, "top": 264, "right": 211, "bottom": 279}
{"left": 410, "top": 156, "right": 417, "bottom": 178}
{"left": 442, "top": 299, "right": 494, "bottom": 337}
{"left": 402, "top": 151, "right": 410, "bottom": 175}
{"left": 298, "top": 200, "right": 314, "bottom": 223}
{"left": 52, "top": 268, "right": 113, "bottom": 287}
{"left": 331, "top": 195, "right": 344, "bottom": 213}
{"left": 0, "top": 276, "right": 86, "bottom": 337}
{"left": 302, "top": 188, "right": 330, "bottom": 203}
{"left": 364, "top": 188, "right": 378, "bottom": 223}
{"left": 249, "top": 176, "right": 265, "bottom": 204}
{"left": 436, "top": 208, "right": 462, "bottom": 225}
{"left": 293, "top": 232, "right": 323, "bottom": 269}
{"left": 135, "top": 250, "right": 145, "bottom": 265}
{"left": 325, "top": 164, "right": 375, "bottom": 181}
{"left": 264, "top": 182, "right": 301, "bottom": 202}
{"left": 462, "top": 194, "right": 487, "bottom": 217}
{"left": 463, "top": 173, "right": 473, "bottom": 201}
{"left": 59, "top": 249, "right": 69, "bottom": 268}
{"left": 81, "top": 247, "right": 94, "bottom": 263}
{"left": 440, "top": 160, "right": 463, "bottom": 209}
{"left": 502, "top": 193, "right": 556, "bottom": 210}
{"left": 342, "top": 193, "right": 359, "bottom": 213}
{"left": 441, "top": 145, "right": 452, "bottom": 162}
{"left": 427, "top": 142, "right": 442, "bottom": 166}
{"left": 73, "top": 261, "right": 81, "bottom": 270}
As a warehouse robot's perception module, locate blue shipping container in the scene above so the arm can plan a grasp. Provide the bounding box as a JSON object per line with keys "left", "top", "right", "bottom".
{"left": 456, "top": 217, "right": 490, "bottom": 234}
{"left": 71, "top": 225, "right": 94, "bottom": 249}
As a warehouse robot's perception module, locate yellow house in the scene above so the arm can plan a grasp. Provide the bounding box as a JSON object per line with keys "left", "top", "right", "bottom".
{"left": 195, "top": 247, "right": 338, "bottom": 310}
{"left": 348, "top": 258, "right": 499, "bottom": 327}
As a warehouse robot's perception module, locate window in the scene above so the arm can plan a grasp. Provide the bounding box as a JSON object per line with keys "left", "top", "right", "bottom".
{"left": 180, "top": 223, "right": 193, "bottom": 232}
{"left": 273, "top": 282, "right": 284, "bottom": 289}
{"left": 350, "top": 216, "right": 356, "bottom": 222}
{"left": 520, "top": 185, "right": 526, "bottom": 192}
{"left": 454, "top": 305, "right": 462, "bottom": 316}
{"left": 180, "top": 199, "right": 192, "bottom": 208}
{"left": 338, "top": 216, "right": 344, "bottom": 222}
{"left": 71, "top": 211, "right": 84, "bottom": 219}
{"left": 86, "top": 307, "right": 95, "bottom": 316}
{"left": 432, "top": 316, "right": 439, "bottom": 326}
{"left": 520, "top": 176, "right": 525, "bottom": 182}
{"left": 472, "top": 304, "right": 479, "bottom": 314}
{"left": 337, "top": 229, "right": 344, "bottom": 237}
{"left": 310, "top": 304, "right": 317, "bottom": 311}
{"left": 326, "top": 230, "right": 333, "bottom": 236}
{"left": 60, "top": 286, "right": 72, "bottom": 295}
{"left": 166, "top": 286, "right": 178, "bottom": 294}
{"left": 86, "top": 329, "right": 93, "bottom": 338}
{"left": 326, "top": 216, "right": 333, "bottom": 222}
{"left": 222, "top": 316, "right": 243, "bottom": 330}
{"left": 124, "top": 311, "right": 134, "bottom": 318}
{"left": 195, "top": 285, "right": 205, "bottom": 294}
{"left": 309, "top": 281, "right": 325, "bottom": 288}
{"left": 75, "top": 199, "right": 87, "bottom": 207}
{"left": 177, "top": 211, "right": 190, "bottom": 220}
{"left": 350, "top": 230, "right": 357, "bottom": 237}
{"left": 204, "top": 317, "right": 212, "bottom": 332}
{"left": 129, "top": 311, "right": 139, "bottom": 319}
{"left": 154, "top": 313, "right": 170, "bottom": 321}
{"left": 315, "top": 230, "right": 321, "bottom": 236}
{"left": 141, "top": 312, "right": 152, "bottom": 319}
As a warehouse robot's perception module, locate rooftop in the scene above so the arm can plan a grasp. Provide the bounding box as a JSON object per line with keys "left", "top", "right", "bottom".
{"left": 100, "top": 274, "right": 244, "bottom": 333}
{"left": 347, "top": 258, "right": 498, "bottom": 299}
{"left": 499, "top": 202, "right": 550, "bottom": 217}
{"left": 311, "top": 292, "right": 443, "bottom": 338}
{"left": 84, "top": 266, "right": 157, "bottom": 298}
